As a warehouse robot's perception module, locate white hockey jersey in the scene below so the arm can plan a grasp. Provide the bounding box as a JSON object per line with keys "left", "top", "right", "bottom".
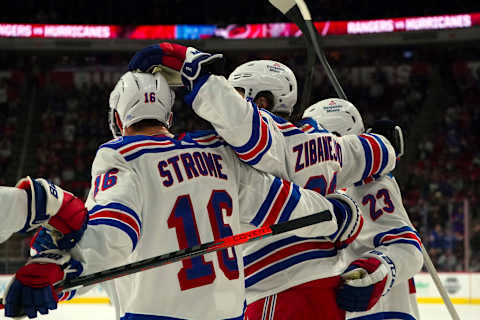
{"left": 0, "top": 187, "right": 28, "bottom": 243}
{"left": 70, "top": 131, "right": 339, "bottom": 320}
{"left": 344, "top": 174, "right": 423, "bottom": 320}
{"left": 188, "top": 75, "right": 398, "bottom": 303}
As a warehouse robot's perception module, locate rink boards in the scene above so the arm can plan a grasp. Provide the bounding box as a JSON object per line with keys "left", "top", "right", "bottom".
{"left": 0, "top": 272, "right": 479, "bottom": 305}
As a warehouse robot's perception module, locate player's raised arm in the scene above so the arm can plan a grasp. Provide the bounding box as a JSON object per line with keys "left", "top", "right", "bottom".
{"left": 235, "top": 159, "right": 363, "bottom": 249}
{"left": 128, "top": 44, "right": 293, "bottom": 178}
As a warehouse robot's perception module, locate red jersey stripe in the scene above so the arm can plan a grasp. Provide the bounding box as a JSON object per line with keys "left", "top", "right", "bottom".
{"left": 261, "top": 181, "right": 291, "bottom": 227}
{"left": 360, "top": 134, "right": 382, "bottom": 176}
{"left": 245, "top": 241, "right": 335, "bottom": 277}
{"left": 89, "top": 210, "right": 141, "bottom": 236}
{"left": 382, "top": 232, "right": 421, "bottom": 244}
{"left": 238, "top": 114, "right": 269, "bottom": 161}
{"left": 119, "top": 141, "right": 174, "bottom": 154}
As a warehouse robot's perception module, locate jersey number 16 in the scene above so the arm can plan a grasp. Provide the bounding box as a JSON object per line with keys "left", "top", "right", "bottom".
{"left": 168, "top": 190, "right": 239, "bottom": 291}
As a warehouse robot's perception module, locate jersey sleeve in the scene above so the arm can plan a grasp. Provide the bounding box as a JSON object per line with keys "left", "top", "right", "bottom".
{"left": 336, "top": 133, "right": 397, "bottom": 187}
{"left": 71, "top": 147, "right": 143, "bottom": 275}
{"left": 236, "top": 161, "right": 338, "bottom": 238}
{"left": 188, "top": 75, "right": 289, "bottom": 178}
{"left": 346, "top": 175, "right": 424, "bottom": 296}
{"left": 0, "top": 187, "right": 28, "bottom": 243}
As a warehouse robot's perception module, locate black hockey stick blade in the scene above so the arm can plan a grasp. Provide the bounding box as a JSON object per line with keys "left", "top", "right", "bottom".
{"left": 269, "top": 0, "right": 348, "bottom": 101}
{"left": 0, "top": 210, "right": 331, "bottom": 309}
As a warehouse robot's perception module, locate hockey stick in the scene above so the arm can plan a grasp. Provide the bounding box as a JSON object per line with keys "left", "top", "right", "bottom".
{"left": 0, "top": 210, "right": 330, "bottom": 308}
{"left": 291, "top": 45, "right": 315, "bottom": 123}
{"left": 269, "top": 0, "right": 347, "bottom": 103}
{"left": 421, "top": 243, "right": 461, "bottom": 320}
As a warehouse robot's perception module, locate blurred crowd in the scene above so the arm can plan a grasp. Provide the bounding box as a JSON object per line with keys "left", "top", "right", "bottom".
{"left": 1, "top": 0, "right": 479, "bottom": 26}
{"left": 0, "top": 45, "right": 479, "bottom": 272}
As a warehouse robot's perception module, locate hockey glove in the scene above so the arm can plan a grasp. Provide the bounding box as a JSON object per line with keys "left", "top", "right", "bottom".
{"left": 128, "top": 42, "right": 225, "bottom": 90}
{"left": 4, "top": 249, "right": 83, "bottom": 319}
{"left": 325, "top": 193, "right": 364, "bottom": 250}
{"left": 336, "top": 257, "right": 389, "bottom": 312}
{"left": 16, "top": 177, "right": 88, "bottom": 250}
{"left": 128, "top": 42, "right": 186, "bottom": 85}
{"left": 367, "top": 120, "right": 404, "bottom": 157}
{"left": 30, "top": 227, "right": 58, "bottom": 255}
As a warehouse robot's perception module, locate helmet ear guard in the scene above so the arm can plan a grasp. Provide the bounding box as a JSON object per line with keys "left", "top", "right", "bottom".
{"left": 108, "top": 109, "right": 123, "bottom": 138}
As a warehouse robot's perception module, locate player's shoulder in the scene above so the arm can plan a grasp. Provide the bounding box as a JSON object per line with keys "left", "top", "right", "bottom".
{"left": 99, "top": 135, "right": 174, "bottom": 151}
{"left": 257, "top": 110, "right": 329, "bottom": 137}
{"left": 97, "top": 131, "right": 226, "bottom": 162}
{"left": 181, "top": 129, "right": 224, "bottom": 144}
{"left": 296, "top": 117, "right": 329, "bottom": 134}
{"left": 352, "top": 172, "right": 396, "bottom": 189}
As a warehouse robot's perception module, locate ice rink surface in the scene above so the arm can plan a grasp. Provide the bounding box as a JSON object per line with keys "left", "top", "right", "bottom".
{"left": 0, "top": 304, "right": 477, "bottom": 320}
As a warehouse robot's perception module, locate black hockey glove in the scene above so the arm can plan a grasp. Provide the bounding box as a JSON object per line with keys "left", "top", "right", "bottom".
{"left": 367, "top": 120, "right": 404, "bottom": 157}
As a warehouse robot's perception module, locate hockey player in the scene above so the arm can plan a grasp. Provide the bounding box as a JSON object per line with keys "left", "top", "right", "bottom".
{"left": 128, "top": 44, "right": 399, "bottom": 319}
{"left": 4, "top": 71, "right": 361, "bottom": 320}
{"left": 0, "top": 179, "right": 87, "bottom": 246}
{"left": 303, "top": 98, "right": 423, "bottom": 320}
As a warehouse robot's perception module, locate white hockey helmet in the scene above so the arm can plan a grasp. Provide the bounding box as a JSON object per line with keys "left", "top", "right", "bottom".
{"left": 109, "top": 71, "right": 175, "bottom": 137}
{"left": 228, "top": 60, "right": 297, "bottom": 115}
{"left": 302, "top": 98, "right": 364, "bottom": 136}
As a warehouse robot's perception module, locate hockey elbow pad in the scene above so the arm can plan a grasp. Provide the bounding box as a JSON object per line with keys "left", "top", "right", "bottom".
{"left": 16, "top": 176, "right": 88, "bottom": 250}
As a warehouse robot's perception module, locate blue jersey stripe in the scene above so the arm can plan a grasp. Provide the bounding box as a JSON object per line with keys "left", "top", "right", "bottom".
{"left": 261, "top": 109, "right": 288, "bottom": 124}
{"left": 358, "top": 136, "right": 373, "bottom": 180}
{"left": 327, "top": 198, "right": 352, "bottom": 244}
{"left": 250, "top": 178, "right": 282, "bottom": 227}
{"left": 100, "top": 135, "right": 175, "bottom": 151}
{"left": 90, "top": 203, "right": 142, "bottom": 229}
{"left": 243, "top": 129, "right": 272, "bottom": 166}
{"left": 281, "top": 129, "right": 306, "bottom": 137}
{"left": 245, "top": 250, "right": 337, "bottom": 288}
{"left": 349, "top": 311, "right": 416, "bottom": 320}
{"left": 381, "top": 239, "right": 422, "bottom": 251}
{"left": 243, "top": 235, "right": 329, "bottom": 266}
{"left": 297, "top": 118, "right": 328, "bottom": 133}
{"left": 233, "top": 103, "right": 262, "bottom": 154}
{"left": 88, "top": 219, "right": 139, "bottom": 250}
{"left": 369, "top": 133, "right": 389, "bottom": 175}
{"left": 277, "top": 184, "right": 300, "bottom": 223}
{"left": 373, "top": 226, "right": 419, "bottom": 246}
{"left": 124, "top": 141, "right": 226, "bottom": 161}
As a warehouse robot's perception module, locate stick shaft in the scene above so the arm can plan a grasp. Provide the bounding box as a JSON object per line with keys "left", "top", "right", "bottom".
{"left": 63, "top": 210, "right": 330, "bottom": 291}
{"left": 271, "top": 0, "right": 347, "bottom": 118}
{"left": 304, "top": 20, "right": 347, "bottom": 100}
{"left": 0, "top": 210, "right": 331, "bottom": 308}
{"left": 421, "top": 243, "right": 461, "bottom": 320}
